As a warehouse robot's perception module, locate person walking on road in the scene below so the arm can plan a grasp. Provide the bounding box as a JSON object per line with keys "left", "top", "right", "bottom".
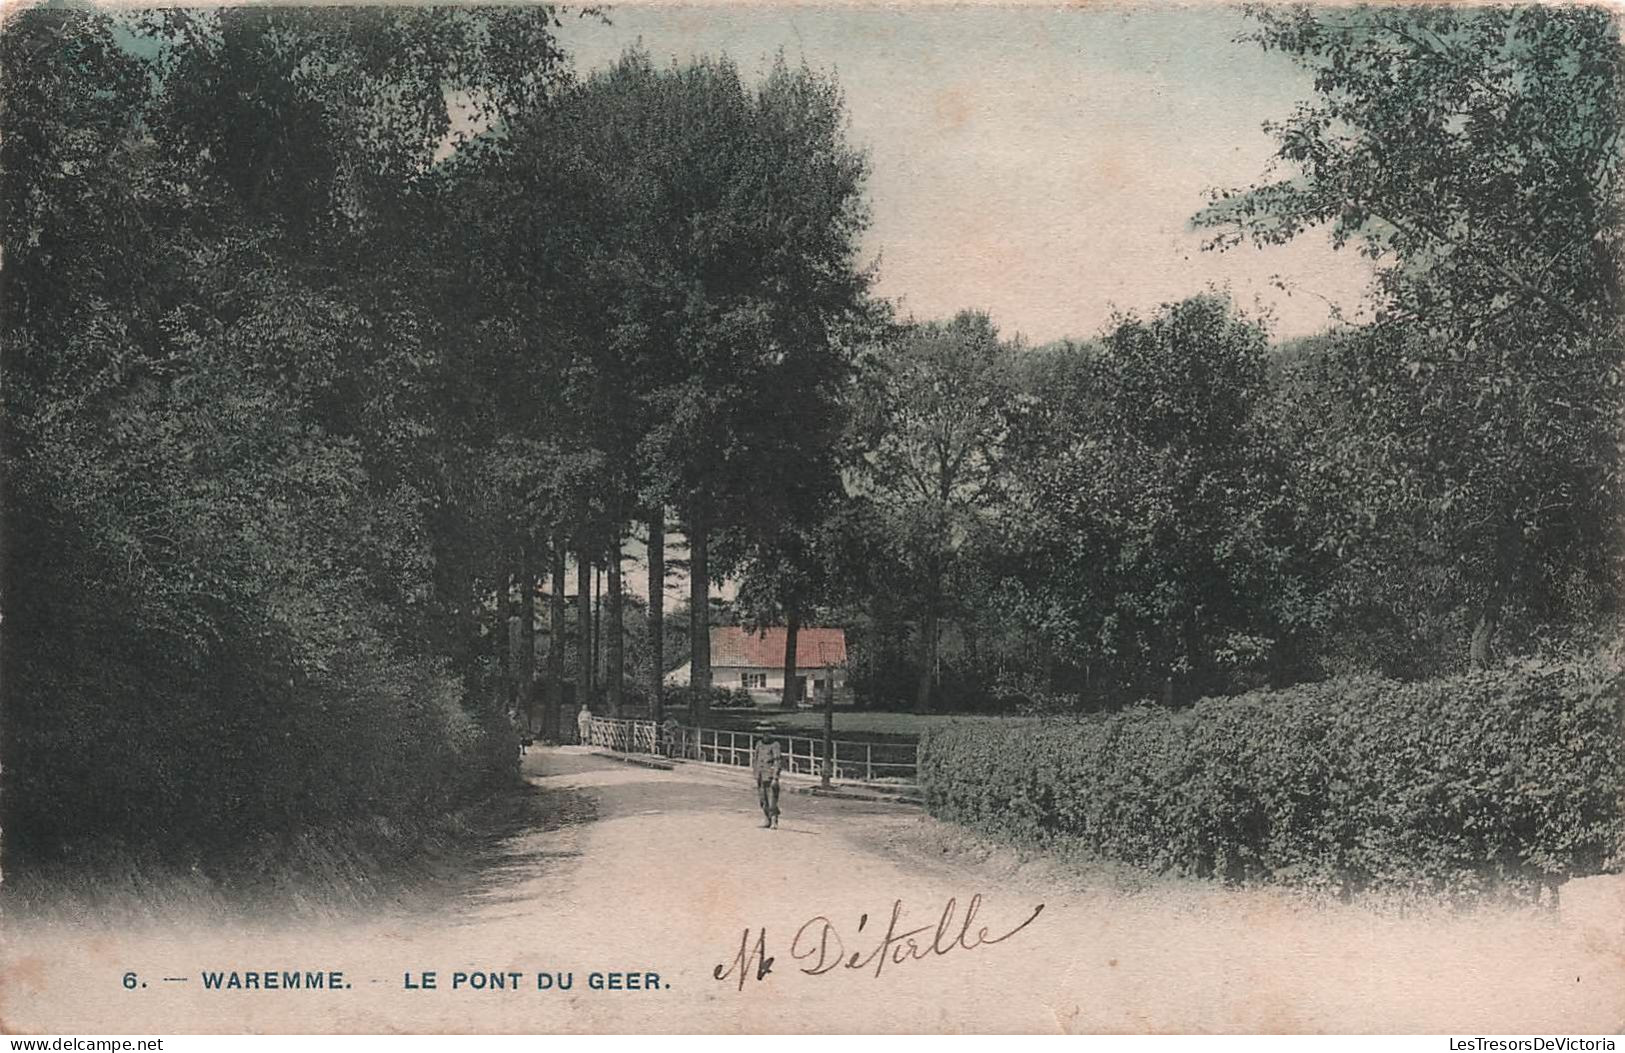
{"left": 576, "top": 705, "right": 593, "bottom": 746}
{"left": 751, "top": 738, "right": 783, "bottom": 828}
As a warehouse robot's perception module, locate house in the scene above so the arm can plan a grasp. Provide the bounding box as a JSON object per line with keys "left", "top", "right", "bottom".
{"left": 663, "top": 626, "right": 848, "bottom": 705}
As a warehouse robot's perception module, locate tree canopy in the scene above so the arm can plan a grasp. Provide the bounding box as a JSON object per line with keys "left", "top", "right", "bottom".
{"left": 1195, "top": 4, "right": 1625, "bottom": 669}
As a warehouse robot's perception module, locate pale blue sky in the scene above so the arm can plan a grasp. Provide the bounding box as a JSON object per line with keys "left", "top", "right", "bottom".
{"left": 555, "top": 3, "right": 1378, "bottom": 345}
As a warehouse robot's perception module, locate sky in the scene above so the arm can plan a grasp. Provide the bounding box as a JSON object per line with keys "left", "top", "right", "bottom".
{"left": 554, "top": 3, "right": 1379, "bottom": 348}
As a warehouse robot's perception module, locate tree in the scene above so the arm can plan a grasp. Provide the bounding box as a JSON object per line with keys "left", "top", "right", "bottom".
{"left": 0, "top": 5, "right": 570, "bottom": 856}
{"left": 993, "top": 296, "right": 1311, "bottom": 705}
{"left": 533, "top": 52, "right": 875, "bottom": 715}
{"left": 1196, "top": 5, "right": 1625, "bottom": 668}
{"left": 851, "top": 311, "right": 1012, "bottom": 711}
{"left": 728, "top": 476, "right": 858, "bottom": 707}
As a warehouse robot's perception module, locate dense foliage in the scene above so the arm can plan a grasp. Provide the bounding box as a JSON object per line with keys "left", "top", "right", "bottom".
{"left": 1196, "top": 5, "right": 1625, "bottom": 675}
{"left": 919, "top": 658, "right": 1625, "bottom": 895}
{"left": 1, "top": 7, "right": 553, "bottom": 860}
{"left": 838, "top": 4, "right": 1624, "bottom": 711}
{"left": 0, "top": 8, "right": 874, "bottom": 866}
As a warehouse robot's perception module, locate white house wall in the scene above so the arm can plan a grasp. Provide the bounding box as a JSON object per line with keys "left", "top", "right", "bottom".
{"left": 667, "top": 662, "right": 848, "bottom": 694}
{"left": 713, "top": 665, "right": 846, "bottom": 691}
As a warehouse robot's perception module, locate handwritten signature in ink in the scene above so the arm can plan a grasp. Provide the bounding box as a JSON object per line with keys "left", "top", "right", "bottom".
{"left": 712, "top": 894, "right": 1045, "bottom": 991}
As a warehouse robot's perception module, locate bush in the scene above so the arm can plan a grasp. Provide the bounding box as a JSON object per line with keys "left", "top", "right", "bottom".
{"left": 918, "top": 658, "right": 1625, "bottom": 896}
{"left": 662, "top": 684, "right": 753, "bottom": 714}
{"left": 3, "top": 626, "right": 516, "bottom": 865}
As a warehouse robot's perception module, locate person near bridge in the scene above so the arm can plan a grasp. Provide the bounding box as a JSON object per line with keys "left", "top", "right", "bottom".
{"left": 751, "top": 738, "right": 783, "bottom": 828}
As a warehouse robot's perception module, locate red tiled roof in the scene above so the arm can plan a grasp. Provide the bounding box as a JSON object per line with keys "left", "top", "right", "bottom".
{"left": 710, "top": 626, "right": 847, "bottom": 669}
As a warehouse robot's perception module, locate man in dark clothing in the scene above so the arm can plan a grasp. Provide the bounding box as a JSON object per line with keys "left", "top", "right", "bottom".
{"left": 751, "top": 738, "right": 782, "bottom": 828}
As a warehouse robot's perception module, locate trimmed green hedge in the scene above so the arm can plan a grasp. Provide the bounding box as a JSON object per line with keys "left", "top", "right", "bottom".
{"left": 918, "top": 660, "right": 1625, "bottom": 895}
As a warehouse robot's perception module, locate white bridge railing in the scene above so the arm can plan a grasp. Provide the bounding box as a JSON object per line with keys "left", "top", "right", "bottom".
{"left": 583, "top": 715, "right": 659, "bottom": 755}
{"left": 586, "top": 716, "right": 917, "bottom": 787}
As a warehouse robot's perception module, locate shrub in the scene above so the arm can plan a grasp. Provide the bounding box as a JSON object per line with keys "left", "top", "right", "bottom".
{"left": 918, "top": 658, "right": 1625, "bottom": 896}
{"left": 662, "top": 684, "right": 751, "bottom": 714}
{"left": 3, "top": 628, "right": 516, "bottom": 865}
{"left": 727, "top": 687, "right": 756, "bottom": 708}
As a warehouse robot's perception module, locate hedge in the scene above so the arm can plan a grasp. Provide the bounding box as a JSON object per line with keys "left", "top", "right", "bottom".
{"left": 918, "top": 659, "right": 1625, "bottom": 895}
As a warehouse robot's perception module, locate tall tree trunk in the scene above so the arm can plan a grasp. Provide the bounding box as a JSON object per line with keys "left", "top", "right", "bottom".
{"left": 915, "top": 577, "right": 939, "bottom": 714}
{"left": 1160, "top": 622, "right": 1179, "bottom": 706}
{"left": 1470, "top": 533, "right": 1517, "bottom": 672}
{"left": 520, "top": 541, "right": 537, "bottom": 735}
{"left": 548, "top": 536, "right": 567, "bottom": 742}
{"left": 1181, "top": 608, "right": 1206, "bottom": 704}
{"left": 577, "top": 549, "right": 593, "bottom": 714}
{"left": 592, "top": 563, "right": 603, "bottom": 693}
{"left": 689, "top": 501, "right": 712, "bottom": 717}
{"left": 607, "top": 532, "right": 624, "bottom": 717}
{"left": 781, "top": 608, "right": 802, "bottom": 709}
{"left": 493, "top": 558, "right": 511, "bottom": 718}
{"left": 458, "top": 556, "right": 480, "bottom": 689}
{"left": 648, "top": 508, "right": 665, "bottom": 723}
{"left": 1469, "top": 580, "right": 1503, "bottom": 671}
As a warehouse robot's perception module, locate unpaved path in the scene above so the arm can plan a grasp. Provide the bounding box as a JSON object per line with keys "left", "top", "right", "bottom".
{"left": 4, "top": 749, "right": 1622, "bottom": 1034}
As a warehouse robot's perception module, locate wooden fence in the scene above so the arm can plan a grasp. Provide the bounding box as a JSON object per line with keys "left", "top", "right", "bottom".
{"left": 586, "top": 716, "right": 917, "bottom": 787}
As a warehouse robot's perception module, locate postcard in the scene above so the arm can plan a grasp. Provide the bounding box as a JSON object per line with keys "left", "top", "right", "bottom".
{"left": 3, "top": 0, "right": 1622, "bottom": 1036}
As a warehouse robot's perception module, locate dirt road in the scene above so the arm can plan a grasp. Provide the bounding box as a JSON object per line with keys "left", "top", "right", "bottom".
{"left": 4, "top": 749, "right": 1622, "bottom": 1033}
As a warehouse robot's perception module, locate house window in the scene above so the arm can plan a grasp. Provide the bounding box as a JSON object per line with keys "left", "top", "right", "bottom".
{"left": 742, "top": 672, "right": 768, "bottom": 689}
